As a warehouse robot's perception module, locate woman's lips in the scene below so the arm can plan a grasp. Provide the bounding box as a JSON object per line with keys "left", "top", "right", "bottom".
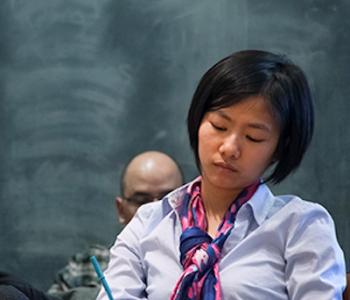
{"left": 213, "top": 161, "right": 238, "bottom": 173}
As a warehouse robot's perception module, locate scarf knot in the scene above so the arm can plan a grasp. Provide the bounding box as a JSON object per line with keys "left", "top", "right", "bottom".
{"left": 180, "top": 227, "right": 221, "bottom": 276}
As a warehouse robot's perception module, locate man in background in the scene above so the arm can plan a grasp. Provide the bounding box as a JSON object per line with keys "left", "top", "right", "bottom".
{"left": 47, "top": 150, "right": 184, "bottom": 299}
{"left": 0, "top": 151, "right": 184, "bottom": 300}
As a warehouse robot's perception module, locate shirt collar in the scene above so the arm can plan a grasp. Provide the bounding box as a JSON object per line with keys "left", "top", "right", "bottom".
{"left": 167, "top": 177, "right": 199, "bottom": 209}
{"left": 166, "top": 177, "right": 275, "bottom": 226}
{"left": 246, "top": 183, "right": 275, "bottom": 226}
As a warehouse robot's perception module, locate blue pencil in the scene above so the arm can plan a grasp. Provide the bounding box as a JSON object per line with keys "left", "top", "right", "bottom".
{"left": 90, "top": 255, "right": 114, "bottom": 300}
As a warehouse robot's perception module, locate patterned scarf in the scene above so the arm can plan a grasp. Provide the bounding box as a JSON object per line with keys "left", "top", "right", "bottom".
{"left": 170, "top": 177, "right": 259, "bottom": 300}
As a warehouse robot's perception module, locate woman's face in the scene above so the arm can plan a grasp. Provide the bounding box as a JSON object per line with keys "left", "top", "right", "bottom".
{"left": 198, "top": 95, "right": 280, "bottom": 194}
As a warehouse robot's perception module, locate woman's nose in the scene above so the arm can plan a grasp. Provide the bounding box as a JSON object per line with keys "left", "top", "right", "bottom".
{"left": 219, "top": 135, "right": 241, "bottom": 160}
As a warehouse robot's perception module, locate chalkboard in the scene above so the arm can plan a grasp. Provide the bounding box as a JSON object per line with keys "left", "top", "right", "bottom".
{"left": 0, "top": 0, "right": 349, "bottom": 290}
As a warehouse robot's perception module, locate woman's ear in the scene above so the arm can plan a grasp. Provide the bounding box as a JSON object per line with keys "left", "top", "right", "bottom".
{"left": 270, "top": 145, "right": 281, "bottom": 166}
{"left": 270, "top": 157, "right": 278, "bottom": 165}
{"left": 268, "top": 153, "right": 278, "bottom": 166}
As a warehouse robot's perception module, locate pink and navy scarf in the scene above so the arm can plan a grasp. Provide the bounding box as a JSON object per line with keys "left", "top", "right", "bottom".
{"left": 170, "top": 177, "right": 259, "bottom": 300}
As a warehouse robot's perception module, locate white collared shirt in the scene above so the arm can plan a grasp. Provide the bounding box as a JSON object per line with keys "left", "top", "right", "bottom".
{"left": 97, "top": 181, "right": 346, "bottom": 300}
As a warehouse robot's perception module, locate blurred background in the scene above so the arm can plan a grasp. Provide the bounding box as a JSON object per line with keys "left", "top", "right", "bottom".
{"left": 0, "top": 0, "right": 349, "bottom": 290}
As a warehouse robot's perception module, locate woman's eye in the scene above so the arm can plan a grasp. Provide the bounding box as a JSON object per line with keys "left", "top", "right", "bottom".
{"left": 211, "top": 122, "right": 226, "bottom": 131}
{"left": 246, "top": 136, "right": 264, "bottom": 143}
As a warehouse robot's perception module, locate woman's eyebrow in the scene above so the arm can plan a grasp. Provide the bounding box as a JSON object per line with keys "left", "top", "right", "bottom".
{"left": 215, "top": 110, "right": 271, "bottom": 132}
{"left": 215, "top": 110, "right": 231, "bottom": 121}
{"left": 247, "top": 123, "right": 271, "bottom": 132}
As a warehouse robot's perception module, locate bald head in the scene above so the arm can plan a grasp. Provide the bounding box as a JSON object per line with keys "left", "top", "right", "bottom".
{"left": 116, "top": 151, "right": 183, "bottom": 225}
{"left": 122, "top": 151, "right": 183, "bottom": 198}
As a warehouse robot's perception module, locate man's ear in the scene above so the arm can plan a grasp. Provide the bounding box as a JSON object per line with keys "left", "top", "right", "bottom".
{"left": 115, "top": 196, "right": 126, "bottom": 225}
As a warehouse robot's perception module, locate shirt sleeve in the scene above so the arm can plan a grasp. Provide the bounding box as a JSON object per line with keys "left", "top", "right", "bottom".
{"left": 285, "top": 202, "right": 346, "bottom": 299}
{"left": 96, "top": 205, "right": 150, "bottom": 300}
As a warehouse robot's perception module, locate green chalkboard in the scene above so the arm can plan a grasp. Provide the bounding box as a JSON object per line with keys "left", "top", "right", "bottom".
{"left": 0, "top": 0, "right": 349, "bottom": 290}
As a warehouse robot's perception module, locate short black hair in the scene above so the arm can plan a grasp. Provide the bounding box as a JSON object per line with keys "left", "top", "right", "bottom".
{"left": 187, "top": 50, "right": 314, "bottom": 184}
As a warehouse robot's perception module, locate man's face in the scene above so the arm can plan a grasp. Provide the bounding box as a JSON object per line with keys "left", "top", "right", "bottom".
{"left": 116, "top": 160, "right": 182, "bottom": 225}
{"left": 118, "top": 189, "right": 173, "bottom": 225}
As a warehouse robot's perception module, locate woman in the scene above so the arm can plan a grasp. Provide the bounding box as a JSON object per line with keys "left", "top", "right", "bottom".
{"left": 97, "top": 50, "right": 346, "bottom": 299}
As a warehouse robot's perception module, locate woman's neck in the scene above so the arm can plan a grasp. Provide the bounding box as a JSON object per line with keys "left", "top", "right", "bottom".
{"left": 200, "top": 177, "right": 242, "bottom": 237}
